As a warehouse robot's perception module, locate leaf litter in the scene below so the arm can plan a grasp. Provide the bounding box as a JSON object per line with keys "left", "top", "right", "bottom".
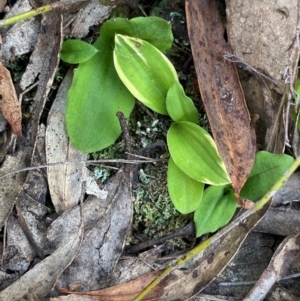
{"left": 0, "top": 0, "right": 300, "bottom": 300}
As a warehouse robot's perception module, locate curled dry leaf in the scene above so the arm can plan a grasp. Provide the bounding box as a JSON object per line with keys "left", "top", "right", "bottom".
{"left": 0, "top": 62, "right": 22, "bottom": 137}
{"left": 154, "top": 204, "right": 269, "bottom": 300}
{"left": 56, "top": 270, "right": 162, "bottom": 301}
{"left": 186, "top": 0, "right": 256, "bottom": 207}
{"left": 46, "top": 69, "right": 107, "bottom": 214}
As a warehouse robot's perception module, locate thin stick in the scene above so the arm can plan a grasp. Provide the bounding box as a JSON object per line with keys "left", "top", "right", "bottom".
{"left": 223, "top": 52, "right": 280, "bottom": 88}
{"left": 0, "top": 158, "right": 164, "bottom": 179}
{"left": 16, "top": 201, "right": 44, "bottom": 259}
{"left": 0, "top": 1, "right": 88, "bottom": 28}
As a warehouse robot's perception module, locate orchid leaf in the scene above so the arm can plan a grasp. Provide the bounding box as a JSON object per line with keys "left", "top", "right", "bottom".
{"left": 167, "top": 157, "right": 204, "bottom": 214}
{"left": 194, "top": 185, "right": 236, "bottom": 237}
{"left": 240, "top": 151, "right": 294, "bottom": 201}
{"left": 167, "top": 121, "right": 230, "bottom": 185}
{"left": 113, "top": 34, "right": 178, "bottom": 115}
{"left": 166, "top": 82, "right": 199, "bottom": 123}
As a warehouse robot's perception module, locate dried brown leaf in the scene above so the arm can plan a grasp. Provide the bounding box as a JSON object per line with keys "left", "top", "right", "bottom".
{"left": 186, "top": 0, "right": 256, "bottom": 206}
{"left": 46, "top": 70, "right": 87, "bottom": 214}
{"left": 0, "top": 62, "right": 22, "bottom": 137}
{"left": 56, "top": 271, "right": 162, "bottom": 301}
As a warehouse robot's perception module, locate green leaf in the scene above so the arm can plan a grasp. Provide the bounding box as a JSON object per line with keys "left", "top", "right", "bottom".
{"left": 295, "top": 78, "right": 300, "bottom": 112}
{"left": 167, "top": 121, "right": 231, "bottom": 185}
{"left": 100, "top": 16, "right": 173, "bottom": 51}
{"left": 60, "top": 40, "right": 99, "bottom": 64}
{"left": 167, "top": 157, "right": 204, "bottom": 214}
{"left": 194, "top": 185, "right": 236, "bottom": 237}
{"left": 66, "top": 43, "right": 135, "bottom": 153}
{"left": 166, "top": 82, "right": 199, "bottom": 123}
{"left": 113, "top": 34, "right": 178, "bottom": 115}
{"left": 240, "top": 151, "right": 294, "bottom": 201}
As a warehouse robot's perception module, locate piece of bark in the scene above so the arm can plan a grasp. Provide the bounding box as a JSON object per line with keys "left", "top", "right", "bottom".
{"left": 226, "top": 0, "right": 300, "bottom": 152}
{"left": 64, "top": 0, "right": 111, "bottom": 38}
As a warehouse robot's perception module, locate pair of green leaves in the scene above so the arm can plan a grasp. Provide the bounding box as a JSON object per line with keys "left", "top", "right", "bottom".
{"left": 193, "top": 151, "right": 294, "bottom": 237}
{"left": 62, "top": 17, "right": 173, "bottom": 153}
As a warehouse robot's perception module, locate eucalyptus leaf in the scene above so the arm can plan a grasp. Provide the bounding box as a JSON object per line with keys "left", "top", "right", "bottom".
{"left": 100, "top": 16, "right": 173, "bottom": 51}
{"left": 166, "top": 82, "right": 199, "bottom": 123}
{"left": 167, "top": 121, "right": 230, "bottom": 185}
{"left": 66, "top": 39, "right": 135, "bottom": 153}
{"left": 60, "top": 40, "right": 99, "bottom": 64}
{"left": 194, "top": 185, "right": 236, "bottom": 237}
{"left": 113, "top": 34, "right": 178, "bottom": 115}
{"left": 240, "top": 151, "right": 294, "bottom": 201}
{"left": 167, "top": 157, "right": 204, "bottom": 214}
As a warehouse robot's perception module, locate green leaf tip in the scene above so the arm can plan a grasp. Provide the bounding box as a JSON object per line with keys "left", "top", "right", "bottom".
{"left": 166, "top": 82, "right": 199, "bottom": 123}
{"left": 113, "top": 34, "right": 178, "bottom": 115}
{"left": 61, "top": 40, "right": 99, "bottom": 64}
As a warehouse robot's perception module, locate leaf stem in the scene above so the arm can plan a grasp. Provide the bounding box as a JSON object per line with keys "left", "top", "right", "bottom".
{"left": 0, "top": 2, "right": 62, "bottom": 28}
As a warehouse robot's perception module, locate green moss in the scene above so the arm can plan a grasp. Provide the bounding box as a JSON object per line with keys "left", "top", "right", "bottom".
{"left": 133, "top": 161, "right": 189, "bottom": 242}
